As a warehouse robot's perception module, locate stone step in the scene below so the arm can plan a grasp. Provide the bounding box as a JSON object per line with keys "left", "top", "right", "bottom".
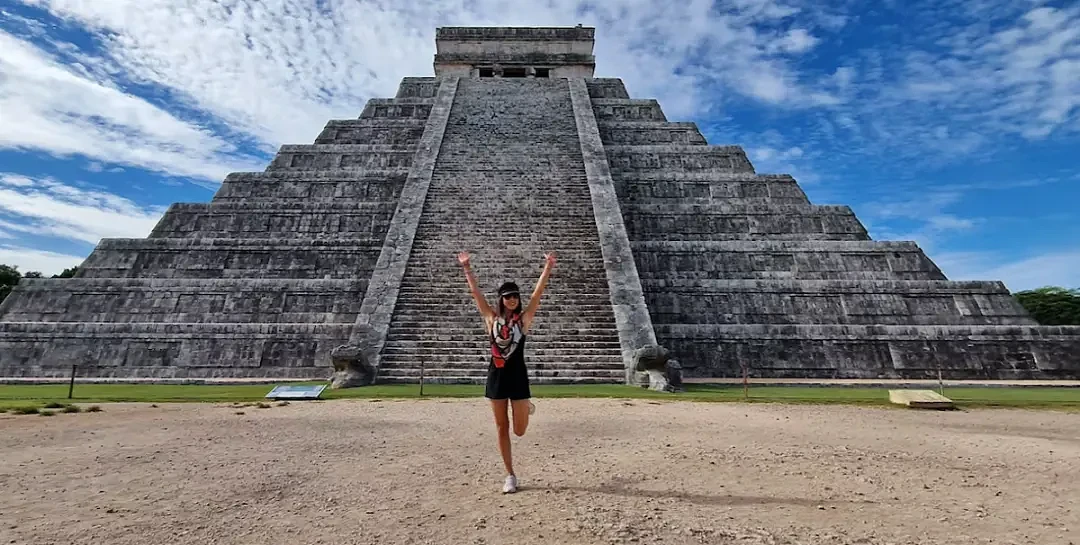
{"left": 377, "top": 368, "right": 625, "bottom": 379}
{"left": 379, "top": 355, "right": 623, "bottom": 367}
{"left": 383, "top": 339, "right": 622, "bottom": 349}
{"left": 384, "top": 333, "right": 621, "bottom": 343}
{"left": 381, "top": 346, "right": 624, "bottom": 357}
{"left": 375, "top": 374, "right": 622, "bottom": 385}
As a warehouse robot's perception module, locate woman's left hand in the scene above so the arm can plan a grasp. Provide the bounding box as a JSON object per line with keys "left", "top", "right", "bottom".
{"left": 544, "top": 252, "right": 556, "bottom": 268}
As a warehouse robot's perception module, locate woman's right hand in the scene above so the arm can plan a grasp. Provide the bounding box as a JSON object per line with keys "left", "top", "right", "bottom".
{"left": 457, "top": 251, "right": 471, "bottom": 267}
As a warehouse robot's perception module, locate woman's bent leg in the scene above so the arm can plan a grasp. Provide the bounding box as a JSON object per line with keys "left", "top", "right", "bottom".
{"left": 510, "top": 398, "right": 531, "bottom": 437}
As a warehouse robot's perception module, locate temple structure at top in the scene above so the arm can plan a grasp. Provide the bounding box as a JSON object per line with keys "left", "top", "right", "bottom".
{"left": 433, "top": 25, "right": 596, "bottom": 78}
{"left": 1, "top": 26, "right": 1077, "bottom": 384}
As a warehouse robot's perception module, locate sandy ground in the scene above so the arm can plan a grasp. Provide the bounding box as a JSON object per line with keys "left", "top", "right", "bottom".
{"left": 1, "top": 399, "right": 1077, "bottom": 545}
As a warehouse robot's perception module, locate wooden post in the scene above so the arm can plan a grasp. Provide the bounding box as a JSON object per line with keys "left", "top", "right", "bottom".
{"left": 742, "top": 362, "right": 748, "bottom": 400}
{"left": 937, "top": 366, "right": 945, "bottom": 397}
{"left": 68, "top": 364, "right": 77, "bottom": 399}
{"left": 419, "top": 358, "right": 425, "bottom": 397}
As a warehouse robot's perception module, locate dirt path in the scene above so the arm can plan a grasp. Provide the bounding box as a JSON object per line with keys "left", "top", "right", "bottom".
{"left": 1, "top": 399, "right": 1077, "bottom": 545}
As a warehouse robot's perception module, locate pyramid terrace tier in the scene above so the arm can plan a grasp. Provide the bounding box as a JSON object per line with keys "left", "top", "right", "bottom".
{"left": 212, "top": 170, "right": 408, "bottom": 203}
{"left": 586, "top": 78, "right": 631, "bottom": 99}
{"left": 313, "top": 119, "right": 427, "bottom": 145}
{"left": 596, "top": 121, "right": 709, "bottom": 146}
{"left": 0, "top": 322, "right": 349, "bottom": 379}
{"left": 603, "top": 145, "right": 756, "bottom": 174}
{"left": 632, "top": 240, "right": 946, "bottom": 281}
{"left": 622, "top": 202, "right": 869, "bottom": 241}
{"left": 0, "top": 278, "right": 364, "bottom": 324}
{"left": 655, "top": 323, "right": 1080, "bottom": 380}
{"left": 641, "top": 278, "right": 1037, "bottom": 326}
{"left": 267, "top": 144, "right": 418, "bottom": 171}
{"left": 590, "top": 99, "right": 668, "bottom": 122}
{"left": 394, "top": 77, "right": 441, "bottom": 99}
{"left": 614, "top": 173, "right": 811, "bottom": 205}
{"left": 149, "top": 202, "right": 397, "bottom": 239}
{"left": 77, "top": 238, "right": 382, "bottom": 279}
{"left": 359, "top": 97, "right": 435, "bottom": 119}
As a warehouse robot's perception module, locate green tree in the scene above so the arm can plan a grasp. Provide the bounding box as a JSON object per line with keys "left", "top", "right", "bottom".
{"left": 0, "top": 264, "right": 21, "bottom": 304}
{"left": 53, "top": 266, "right": 79, "bottom": 278}
{"left": 24, "top": 271, "right": 44, "bottom": 278}
{"left": 1013, "top": 286, "right": 1080, "bottom": 326}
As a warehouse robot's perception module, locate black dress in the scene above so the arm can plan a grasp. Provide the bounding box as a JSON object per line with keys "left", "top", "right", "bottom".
{"left": 484, "top": 313, "right": 531, "bottom": 400}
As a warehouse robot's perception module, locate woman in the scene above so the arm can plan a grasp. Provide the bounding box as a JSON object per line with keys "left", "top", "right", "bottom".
{"left": 457, "top": 250, "right": 556, "bottom": 494}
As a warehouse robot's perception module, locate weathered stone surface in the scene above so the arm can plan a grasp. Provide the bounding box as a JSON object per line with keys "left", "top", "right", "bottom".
{"left": 352, "top": 77, "right": 459, "bottom": 371}
{"left": 395, "top": 77, "right": 441, "bottom": 99}
{"left": 77, "top": 239, "right": 382, "bottom": 279}
{"left": 569, "top": 78, "right": 658, "bottom": 381}
{"left": 150, "top": 203, "right": 397, "bottom": 239}
{"left": 2, "top": 278, "right": 364, "bottom": 323}
{"left": 267, "top": 144, "right": 415, "bottom": 171}
{"left": 214, "top": 171, "right": 407, "bottom": 203}
{"left": 314, "top": 119, "right": 426, "bottom": 145}
{"left": 1, "top": 25, "right": 1077, "bottom": 382}
{"left": 329, "top": 325, "right": 380, "bottom": 388}
{"left": 631, "top": 240, "right": 947, "bottom": 281}
{"left": 655, "top": 323, "right": 1080, "bottom": 379}
{"left": 590, "top": 99, "right": 667, "bottom": 121}
{"left": 597, "top": 122, "right": 708, "bottom": 145}
{"left": 0, "top": 322, "right": 350, "bottom": 378}
{"left": 586, "top": 78, "right": 630, "bottom": 99}
{"left": 359, "top": 99, "right": 434, "bottom": 119}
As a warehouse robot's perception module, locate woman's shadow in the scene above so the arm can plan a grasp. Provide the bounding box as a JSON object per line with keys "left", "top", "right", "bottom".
{"left": 524, "top": 476, "right": 875, "bottom": 508}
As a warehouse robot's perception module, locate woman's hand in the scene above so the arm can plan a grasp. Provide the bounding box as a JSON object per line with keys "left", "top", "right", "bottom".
{"left": 543, "top": 252, "right": 556, "bottom": 269}
{"left": 457, "top": 251, "right": 471, "bottom": 267}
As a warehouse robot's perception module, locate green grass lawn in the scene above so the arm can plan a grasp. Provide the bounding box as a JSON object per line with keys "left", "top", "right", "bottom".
{"left": 2, "top": 382, "right": 1079, "bottom": 411}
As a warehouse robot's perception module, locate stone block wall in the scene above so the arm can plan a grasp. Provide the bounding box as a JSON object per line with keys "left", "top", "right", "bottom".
{"left": 2, "top": 279, "right": 365, "bottom": 324}
{"left": 75, "top": 239, "right": 383, "bottom": 279}
{"left": 396, "top": 77, "right": 441, "bottom": 98}
{"left": 267, "top": 144, "right": 415, "bottom": 170}
{"left": 589, "top": 77, "right": 1080, "bottom": 379}
{"left": 213, "top": 171, "right": 408, "bottom": 203}
{"left": 149, "top": 203, "right": 396, "bottom": 239}
{"left": 631, "top": 241, "right": 946, "bottom": 281}
{"left": 0, "top": 322, "right": 351, "bottom": 379}
{"left": 314, "top": 120, "right": 426, "bottom": 145}
{"left": 622, "top": 203, "right": 869, "bottom": 241}
{"left": 359, "top": 99, "right": 434, "bottom": 119}
{"left": 0, "top": 87, "right": 435, "bottom": 378}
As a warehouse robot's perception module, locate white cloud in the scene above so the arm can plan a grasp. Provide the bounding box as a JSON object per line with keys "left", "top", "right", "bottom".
{"left": 0, "top": 246, "right": 85, "bottom": 276}
{"left": 0, "top": 173, "right": 166, "bottom": 245}
{"left": 771, "top": 28, "right": 819, "bottom": 54}
{"left": 933, "top": 249, "right": 1080, "bottom": 292}
{"left": 0, "top": 29, "right": 265, "bottom": 181}
{"left": 15, "top": 0, "right": 846, "bottom": 135}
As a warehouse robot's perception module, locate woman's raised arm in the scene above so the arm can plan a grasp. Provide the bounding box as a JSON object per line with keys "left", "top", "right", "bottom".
{"left": 522, "top": 252, "right": 556, "bottom": 332}
{"left": 458, "top": 251, "right": 495, "bottom": 321}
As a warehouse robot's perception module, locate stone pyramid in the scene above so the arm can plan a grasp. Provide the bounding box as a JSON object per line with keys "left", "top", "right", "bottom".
{"left": 2, "top": 26, "right": 1077, "bottom": 383}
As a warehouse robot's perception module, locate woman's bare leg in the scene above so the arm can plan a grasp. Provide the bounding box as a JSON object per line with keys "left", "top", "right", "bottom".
{"left": 510, "top": 399, "right": 531, "bottom": 437}
{"left": 490, "top": 399, "right": 514, "bottom": 475}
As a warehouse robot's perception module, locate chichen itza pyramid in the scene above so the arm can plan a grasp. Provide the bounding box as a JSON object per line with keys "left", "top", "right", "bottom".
{"left": 1, "top": 26, "right": 1078, "bottom": 383}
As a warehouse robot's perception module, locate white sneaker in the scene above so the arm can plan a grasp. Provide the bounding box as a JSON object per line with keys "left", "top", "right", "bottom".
{"left": 528, "top": 401, "right": 536, "bottom": 415}
{"left": 502, "top": 474, "right": 518, "bottom": 494}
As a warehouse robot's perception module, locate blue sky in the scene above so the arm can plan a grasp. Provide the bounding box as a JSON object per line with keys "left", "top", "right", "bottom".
{"left": 0, "top": 0, "right": 1077, "bottom": 291}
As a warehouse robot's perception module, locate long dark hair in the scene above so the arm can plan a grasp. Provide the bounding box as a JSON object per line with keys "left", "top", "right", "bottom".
{"left": 496, "top": 281, "right": 523, "bottom": 321}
